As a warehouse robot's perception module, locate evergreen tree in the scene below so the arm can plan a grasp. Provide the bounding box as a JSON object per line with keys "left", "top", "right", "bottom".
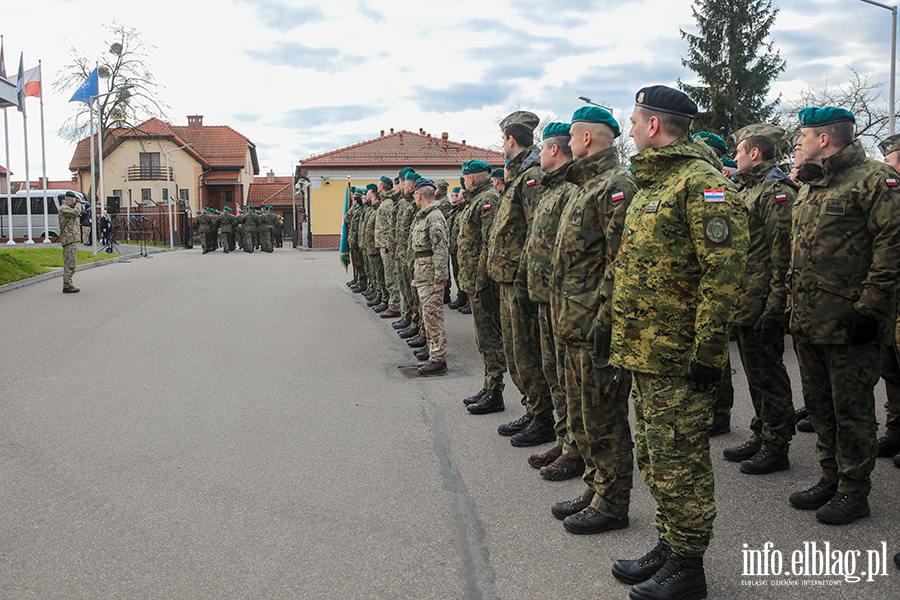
{"left": 679, "top": 0, "right": 786, "bottom": 146}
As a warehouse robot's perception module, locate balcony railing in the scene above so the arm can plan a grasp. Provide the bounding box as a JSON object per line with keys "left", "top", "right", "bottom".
{"left": 127, "top": 165, "right": 174, "bottom": 181}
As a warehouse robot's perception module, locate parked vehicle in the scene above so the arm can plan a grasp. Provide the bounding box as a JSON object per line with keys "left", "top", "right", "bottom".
{"left": 0, "top": 190, "right": 87, "bottom": 240}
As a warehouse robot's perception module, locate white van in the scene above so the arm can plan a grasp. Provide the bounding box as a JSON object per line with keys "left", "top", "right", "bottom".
{"left": 0, "top": 190, "right": 86, "bottom": 240}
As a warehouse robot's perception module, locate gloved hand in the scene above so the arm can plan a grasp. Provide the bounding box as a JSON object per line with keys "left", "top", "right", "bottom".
{"left": 847, "top": 310, "right": 878, "bottom": 345}
{"left": 753, "top": 313, "right": 782, "bottom": 344}
{"left": 687, "top": 361, "right": 722, "bottom": 393}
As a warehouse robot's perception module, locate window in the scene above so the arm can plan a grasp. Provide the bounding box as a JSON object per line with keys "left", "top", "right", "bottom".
{"left": 113, "top": 189, "right": 122, "bottom": 201}
{"left": 225, "top": 190, "right": 233, "bottom": 203}
{"left": 141, "top": 189, "right": 152, "bottom": 203}
{"left": 162, "top": 188, "right": 169, "bottom": 201}
{"left": 139, "top": 152, "right": 162, "bottom": 180}
{"left": 179, "top": 189, "right": 189, "bottom": 201}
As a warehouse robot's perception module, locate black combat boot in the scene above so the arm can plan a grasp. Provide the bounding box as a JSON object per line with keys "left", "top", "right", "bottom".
{"left": 498, "top": 412, "right": 532, "bottom": 436}
{"left": 628, "top": 553, "right": 707, "bottom": 600}
{"left": 407, "top": 335, "right": 427, "bottom": 348}
{"left": 467, "top": 389, "right": 504, "bottom": 415}
{"left": 612, "top": 538, "right": 672, "bottom": 584}
{"left": 398, "top": 326, "right": 419, "bottom": 339}
{"left": 463, "top": 389, "right": 487, "bottom": 406}
{"left": 815, "top": 492, "right": 870, "bottom": 524}
{"left": 739, "top": 449, "right": 789, "bottom": 475}
{"left": 392, "top": 319, "right": 410, "bottom": 330}
{"left": 789, "top": 478, "right": 838, "bottom": 510}
{"left": 510, "top": 415, "right": 555, "bottom": 447}
{"left": 722, "top": 439, "right": 759, "bottom": 462}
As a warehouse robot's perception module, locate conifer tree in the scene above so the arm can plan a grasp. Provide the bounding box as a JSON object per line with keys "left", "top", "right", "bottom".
{"left": 679, "top": 0, "right": 786, "bottom": 146}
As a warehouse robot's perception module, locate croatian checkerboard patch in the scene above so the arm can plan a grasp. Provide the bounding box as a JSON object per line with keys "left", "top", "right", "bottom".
{"left": 704, "top": 189, "right": 725, "bottom": 202}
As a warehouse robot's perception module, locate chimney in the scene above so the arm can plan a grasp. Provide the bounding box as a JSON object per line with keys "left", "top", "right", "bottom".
{"left": 441, "top": 132, "right": 449, "bottom": 141}
{"left": 187, "top": 115, "right": 203, "bottom": 129}
{"left": 399, "top": 132, "right": 404, "bottom": 146}
{"left": 462, "top": 140, "right": 466, "bottom": 148}
{"left": 427, "top": 133, "right": 432, "bottom": 145}
{"left": 390, "top": 128, "right": 394, "bottom": 134}
{"left": 267, "top": 170, "right": 274, "bottom": 183}
{"left": 380, "top": 130, "right": 385, "bottom": 137}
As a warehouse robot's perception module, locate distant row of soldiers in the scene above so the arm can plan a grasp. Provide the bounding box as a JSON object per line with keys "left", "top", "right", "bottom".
{"left": 193, "top": 206, "right": 284, "bottom": 254}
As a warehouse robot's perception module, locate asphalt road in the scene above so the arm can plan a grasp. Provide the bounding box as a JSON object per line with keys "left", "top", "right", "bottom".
{"left": 0, "top": 248, "right": 896, "bottom": 599}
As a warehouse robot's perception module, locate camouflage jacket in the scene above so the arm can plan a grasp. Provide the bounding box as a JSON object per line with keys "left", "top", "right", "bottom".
{"left": 240, "top": 211, "right": 257, "bottom": 233}
{"left": 218, "top": 211, "right": 236, "bottom": 233}
{"left": 436, "top": 195, "right": 453, "bottom": 219}
{"left": 457, "top": 181, "right": 499, "bottom": 294}
{"left": 348, "top": 205, "right": 363, "bottom": 248}
{"left": 363, "top": 202, "right": 380, "bottom": 254}
{"left": 394, "top": 193, "right": 419, "bottom": 263}
{"left": 197, "top": 212, "right": 213, "bottom": 233}
{"left": 411, "top": 200, "right": 450, "bottom": 286}
{"left": 610, "top": 135, "right": 749, "bottom": 375}
{"left": 488, "top": 146, "right": 543, "bottom": 286}
{"left": 550, "top": 147, "right": 636, "bottom": 346}
{"left": 788, "top": 139, "right": 900, "bottom": 344}
{"left": 447, "top": 202, "right": 464, "bottom": 255}
{"left": 524, "top": 160, "right": 574, "bottom": 304}
{"left": 374, "top": 194, "right": 395, "bottom": 249}
{"left": 58, "top": 201, "right": 82, "bottom": 246}
{"left": 732, "top": 160, "right": 797, "bottom": 327}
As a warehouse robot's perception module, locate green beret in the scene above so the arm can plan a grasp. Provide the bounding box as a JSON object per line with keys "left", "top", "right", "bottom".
{"left": 735, "top": 123, "right": 785, "bottom": 144}
{"left": 571, "top": 107, "right": 621, "bottom": 138}
{"left": 491, "top": 168, "right": 505, "bottom": 179}
{"left": 721, "top": 158, "right": 738, "bottom": 169}
{"left": 462, "top": 160, "right": 492, "bottom": 175}
{"left": 380, "top": 176, "right": 393, "bottom": 186}
{"left": 879, "top": 133, "right": 900, "bottom": 156}
{"left": 405, "top": 172, "right": 422, "bottom": 182}
{"left": 451, "top": 187, "right": 461, "bottom": 193}
{"left": 500, "top": 110, "right": 539, "bottom": 133}
{"left": 693, "top": 132, "right": 728, "bottom": 155}
{"left": 399, "top": 167, "right": 414, "bottom": 178}
{"left": 799, "top": 107, "right": 855, "bottom": 128}
{"left": 225, "top": 206, "right": 233, "bottom": 212}
{"left": 542, "top": 122, "right": 571, "bottom": 139}
{"left": 365, "top": 183, "right": 377, "bottom": 192}
{"left": 635, "top": 85, "right": 698, "bottom": 118}
{"left": 65, "top": 191, "right": 78, "bottom": 198}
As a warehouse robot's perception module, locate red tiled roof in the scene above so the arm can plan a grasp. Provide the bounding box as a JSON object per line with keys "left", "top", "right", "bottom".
{"left": 69, "top": 117, "right": 259, "bottom": 174}
{"left": 247, "top": 182, "right": 294, "bottom": 205}
{"left": 0, "top": 165, "right": 7, "bottom": 176}
{"left": 201, "top": 171, "right": 242, "bottom": 182}
{"left": 300, "top": 130, "right": 503, "bottom": 167}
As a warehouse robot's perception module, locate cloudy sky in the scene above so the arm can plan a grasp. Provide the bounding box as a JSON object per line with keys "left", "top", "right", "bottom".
{"left": 1, "top": 0, "right": 896, "bottom": 181}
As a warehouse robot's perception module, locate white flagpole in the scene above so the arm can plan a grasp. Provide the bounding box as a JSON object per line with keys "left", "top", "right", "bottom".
{"left": 22, "top": 91, "right": 33, "bottom": 245}
{"left": 38, "top": 61, "right": 49, "bottom": 243}
{"left": 3, "top": 107, "right": 12, "bottom": 245}
{"left": 98, "top": 93, "right": 105, "bottom": 251}
{"left": 90, "top": 62, "right": 97, "bottom": 257}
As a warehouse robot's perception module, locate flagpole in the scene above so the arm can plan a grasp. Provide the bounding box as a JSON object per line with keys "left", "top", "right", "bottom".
{"left": 38, "top": 61, "right": 49, "bottom": 243}
{"left": 18, "top": 53, "right": 33, "bottom": 244}
{"left": 3, "top": 107, "right": 12, "bottom": 245}
{"left": 98, "top": 92, "right": 105, "bottom": 253}
{"left": 90, "top": 62, "right": 97, "bottom": 257}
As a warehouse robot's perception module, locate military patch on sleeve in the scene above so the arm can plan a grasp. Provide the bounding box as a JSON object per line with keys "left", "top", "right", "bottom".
{"left": 887, "top": 177, "right": 899, "bottom": 187}
{"left": 775, "top": 193, "right": 787, "bottom": 202}
{"left": 703, "top": 189, "right": 725, "bottom": 202}
{"left": 431, "top": 233, "right": 441, "bottom": 245}
{"left": 526, "top": 179, "right": 537, "bottom": 187}
{"left": 483, "top": 203, "right": 492, "bottom": 210}
{"left": 611, "top": 191, "right": 625, "bottom": 203}
{"left": 704, "top": 215, "right": 731, "bottom": 245}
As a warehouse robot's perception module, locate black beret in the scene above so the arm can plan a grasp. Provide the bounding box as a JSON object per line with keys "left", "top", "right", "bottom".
{"left": 635, "top": 85, "right": 698, "bottom": 119}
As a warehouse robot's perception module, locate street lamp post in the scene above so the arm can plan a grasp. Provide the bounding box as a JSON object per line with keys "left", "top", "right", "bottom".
{"left": 165, "top": 143, "right": 192, "bottom": 249}
{"left": 578, "top": 95, "right": 614, "bottom": 113}
{"left": 859, "top": 0, "right": 897, "bottom": 135}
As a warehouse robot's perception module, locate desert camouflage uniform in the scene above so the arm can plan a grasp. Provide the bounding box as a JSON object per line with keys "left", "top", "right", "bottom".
{"left": 789, "top": 139, "right": 900, "bottom": 498}
{"left": 58, "top": 200, "right": 82, "bottom": 288}
{"left": 524, "top": 160, "right": 575, "bottom": 451}
{"left": 550, "top": 146, "right": 637, "bottom": 518}
{"left": 610, "top": 135, "right": 749, "bottom": 556}
{"left": 375, "top": 191, "right": 400, "bottom": 312}
{"left": 459, "top": 181, "right": 506, "bottom": 392}
{"left": 731, "top": 159, "right": 798, "bottom": 453}
{"left": 395, "top": 193, "right": 420, "bottom": 328}
{"left": 412, "top": 199, "right": 450, "bottom": 362}
{"left": 488, "top": 146, "right": 550, "bottom": 416}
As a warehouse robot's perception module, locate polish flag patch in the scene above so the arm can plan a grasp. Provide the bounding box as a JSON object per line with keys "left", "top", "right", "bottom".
{"left": 526, "top": 179, "right": 537, "bottom": 187}
{"left": 887, "top": 178, "right": 899, "bottom": 187}
{"left": 611, "top": 191, "right": 625, "bottom": 202}
{"left": 483, "top": 204, "right": 492, "bottom": 210}
{"left": 775, "top": 193, "right": 788, "bottom": 202}
{"left": 704, "top": 189, "right": 725, "bottom": 202}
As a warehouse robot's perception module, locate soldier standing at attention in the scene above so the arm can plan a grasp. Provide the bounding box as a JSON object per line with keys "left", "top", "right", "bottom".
{"left": 58, "top": 192, "right": 83, "bottom": 293}
{"left": 411, "top": 178, "right": 450, "bottom": 375}
{"left": 489, "top": 110, "right": 555, "bottom": 447}
{"left": 447, "top": 187, "right": 468, "bottom": 310}
{"left": 609, "top": 86, "right": 748, "bottom": 600}
{"left": 720, "top": 124, "right": 798, "bottom": 475}
{"left": 399, "top": 172, "right": 425, "bottom": 347}
{"left": 547, "top": 107, "right": 637, "bottom": 535}
{"left": 522, "top": 122, "right": 583, "bottom": 481}
{"left": 459, "top": 161, "right": 507, "bottom": 414}
{"left": 375, "top": 176, "right": 401, "bottom": 318}
{"left": 787, "top": 107, "right": 900, "bottom": 525}
{"left": 490, "top": 168, "right": 505, "bottom": 194}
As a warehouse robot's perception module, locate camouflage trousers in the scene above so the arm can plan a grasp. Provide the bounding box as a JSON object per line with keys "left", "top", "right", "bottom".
{"left": 242, "top": 230, "right": 255, "bottom": 253}
{"left": 406, "top": 257, "right": 421, "bottom": 327}
{"left": 632, "top": 372, "right": 716, "bottom": 557}
{"left": 880, "top": 345, "right": 900, "bottom": 442}
{"left": 369, "top": 251, "right": 385, "bottom": 300}
{"left": 470, "top": 283, "right": 506, "bottom": 391}
{"left": 537, "top": 302, "right": 575, "bottom": 453}
{"left": 397, "top": 253, "right": 415, "bottom": 324}
{"left": 795, "top": 342, "right": 879, "bottom": 497}
{"left": 711, "top": 349, "right": 734, "bottom": 429}
{"left": 221, "top": 232, "right": 235, "bottom": 252}
{"left": 260, "top": 229, "right": 273, "bottom": 252}
{"left": 62, "top": 243, "right": 77, "bottom": 287}
{"left": 734, "top": 325, "right": 794, "bottom": 453}
{"left": 381, "top": 248, "right": 401, "bottom": 312}
{"left": 203, "top": 231, "right": 217, "bottom": 252}
{"left": 416, "top": 284, "right": 446, "bottom": 362}
{"left": 498, "top": 283, "right": 551, "bottom": 418}
{"left": 351, "top": 245, "right": 365, "bottom": 287}
{"left": 564, "top": 345, "right": 634, "bottom": 519}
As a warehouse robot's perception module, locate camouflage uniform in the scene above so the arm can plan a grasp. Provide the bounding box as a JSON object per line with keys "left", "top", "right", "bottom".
{"left": 610, "top": 135, "right": 749, "bottom": 556}
{"left": 363, "top": 202, "right": 385, "bottom": 299}
{"left": 458, "top": 181, "right": 506, "bottom": 392}
{"left": 346, "top": 204, "right": 364, "bottom": 284}
{"left": 260, "top": 210, "right": 275, "bottom": 253}
{"left": 882, "top": 344, "right": 900, "bottom": 443}
{"left": 58, "top": 200, "right": 82, "bottom": 289}
{"left": 375, "top": 191, "right": 401, "bottom": 312}
{"left": 789, "top": 139, "right": 900, "bottom": 497}
{"left": 488, "top": 146, "right": 550, "bottom": 416}
{"left": 412, "top": 200, "right": 450, "bottom": 362}
{"left": 395, "top": 193, "right": 420, "bottom": 328}
{"left": 447, "top": 201, "right": 464, "bottom": 301}
{"left": 197, "top": 211, "right": 213, "bottom": 253}
{"left": 524, "top": 160, "right": 575, "bottom": 451}
{"left": 550, "top": 146, "right": 638, "bottom": 518}
{"left": 218, "top": 210, "right": 237, "bottom": 252}
{"left": 240, "top": 211, "right": 256, "bottom": 253}
{"left": 732, "top": 159, "right": 798, "bottom": 453}
{"left": 357, "top": 203, "right": 371, "bottom": 283}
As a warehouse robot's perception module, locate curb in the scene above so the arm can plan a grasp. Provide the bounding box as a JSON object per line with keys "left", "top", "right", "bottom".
{"left": 0, "top": 247, "right": 177, "bottom": 294}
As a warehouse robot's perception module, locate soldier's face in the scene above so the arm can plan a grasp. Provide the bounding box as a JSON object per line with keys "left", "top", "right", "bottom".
{"left": 629, "top": 107, "right": 652, "bottom": 153}
{"left": 539, "top": 139, "right": 556, "bottom": 171}
{"left": 734, "top": 140, "right": 753, "bottom": 173}
{"left": 797, "top": 128, "right": 825, "bottom": 164}
{"left": 885, "top": 150, "right": 900, "bottom": 174}
{"left": 492, "top": 178, "right": 504, "bottom": 193}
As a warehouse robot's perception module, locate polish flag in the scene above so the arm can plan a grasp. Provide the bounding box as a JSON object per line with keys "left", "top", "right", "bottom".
{"left": 21, "top": 64, "right": 40, "bottom": 98}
